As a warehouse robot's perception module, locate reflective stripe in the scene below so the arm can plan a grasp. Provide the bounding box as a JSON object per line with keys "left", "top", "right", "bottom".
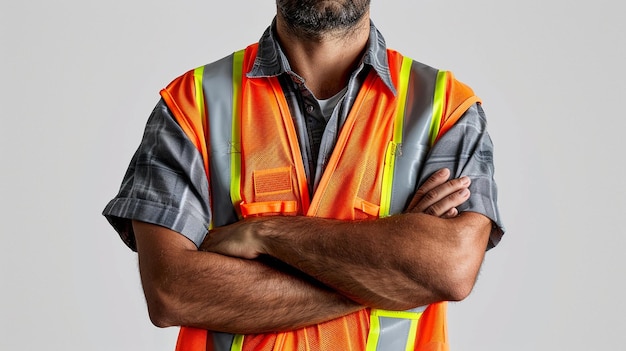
{"left": 230, "top": 50, "right": 245, "bottom": 215}
{"left": 212, "top": 333, "right": 235, "bottom": 351}
{"left": 366, "top": 307, "right": 426, "bottom": 351}
{"left": 192, "top": 66, "right": 209, "bottom": 228}
{"left": 394, "top": 57, "right": 414, "bottom": 143}
{"left": 380, "top": 142, "right": 398, "bottom": 218}
{"left": 200, "top": 51, "right": 247, "bottom": 349}
{"left": 429, "top": 71, "right": 448, "bottom": 147}
{"left": 230, "top": 334, "right": 244, "bottom": 351}
{"left": 388, "top": 63, "right": 441, "bottom": 215}
{"left": 369, "top": 62, "right": 448, "bottom": 351}
{"left": 201, "top": 55, "right": 239, "bottom": 227}
{"left": 380, "top": 56, "right": 412, "bottom": 218}
{"left": 193, "top": 67, "right": 206, "bottom": 122}
{"left": 369, "top": 57, "right": 445, "bottom": 351}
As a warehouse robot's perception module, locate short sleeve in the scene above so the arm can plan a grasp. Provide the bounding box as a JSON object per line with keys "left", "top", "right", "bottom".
{"left": 102, "top": 99, "right": 211, "bottom": 251}
{"left": 417, "top": 103, "right": 505, "bottom": 249}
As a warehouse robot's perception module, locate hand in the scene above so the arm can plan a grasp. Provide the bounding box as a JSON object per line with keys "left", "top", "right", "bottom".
{"left": 199, "top": 217, "right": 269, "bottom": 259}
{"left": 406, "top": 168, "right": 471, "bottom": 218}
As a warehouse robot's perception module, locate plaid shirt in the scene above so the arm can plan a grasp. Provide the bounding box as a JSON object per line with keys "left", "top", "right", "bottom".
{"left": 103, "top": 21, "right": 504, "bottom": 251}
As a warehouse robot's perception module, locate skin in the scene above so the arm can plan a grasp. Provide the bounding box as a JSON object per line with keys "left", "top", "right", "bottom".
{"left": 132, "top": 1, "right": 493, "bottom": 335}
{"left": 134, "top": 169, "right": 490, "bottom": 333}
{"left": 275, "top": 0, "right": 372, "bottom": 98}
{"left": 276, "top": 0, "right": 371, "bottom": 40}
{"left": 200, "top": 172, "right": 490, "bottom": 310}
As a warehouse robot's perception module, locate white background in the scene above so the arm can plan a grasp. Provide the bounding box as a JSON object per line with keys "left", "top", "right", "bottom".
{"left": 2, "top": 0, "right": 624, "bottom": 350}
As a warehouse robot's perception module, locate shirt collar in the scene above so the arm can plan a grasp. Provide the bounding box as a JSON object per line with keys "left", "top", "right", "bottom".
{"left": 247, "top": 18, "right": 397, "bottom": 95}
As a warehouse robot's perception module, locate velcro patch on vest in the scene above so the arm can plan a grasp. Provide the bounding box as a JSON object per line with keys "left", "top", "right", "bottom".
{"left": 253, "top": 167, "right": 293, "bottom": 197}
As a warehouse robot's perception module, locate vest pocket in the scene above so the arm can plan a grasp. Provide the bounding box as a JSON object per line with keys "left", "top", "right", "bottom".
{"left": 253, "top": 167, "right": 293, "bottom": 197}
{"left": 242, "top": 167, "right": 299, "bottom": 217}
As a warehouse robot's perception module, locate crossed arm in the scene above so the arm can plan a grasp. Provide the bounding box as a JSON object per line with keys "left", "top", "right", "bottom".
{"left": 133, "top": 168, "right": 492, "bottom": 334}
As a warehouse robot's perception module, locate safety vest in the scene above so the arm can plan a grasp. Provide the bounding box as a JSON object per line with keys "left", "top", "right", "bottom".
{"left": 160, "top": 43, "right": 480, "bottom": 351}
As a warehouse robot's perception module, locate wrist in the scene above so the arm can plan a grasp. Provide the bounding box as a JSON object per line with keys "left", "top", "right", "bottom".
{"left": 249, "top": 216, "right": 283, "bottom": 256}
{"left": 254, "top": 215, "right": 306, "bottom": 257}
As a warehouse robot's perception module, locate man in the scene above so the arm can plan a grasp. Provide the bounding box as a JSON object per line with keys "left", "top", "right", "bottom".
{"left": 103, "top": 1, "right": 504, "bottom": 350}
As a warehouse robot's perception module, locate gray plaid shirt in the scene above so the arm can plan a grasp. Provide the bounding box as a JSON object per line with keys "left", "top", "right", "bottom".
{"left": 103, "top": 21, "right": 504, "bottom": 251}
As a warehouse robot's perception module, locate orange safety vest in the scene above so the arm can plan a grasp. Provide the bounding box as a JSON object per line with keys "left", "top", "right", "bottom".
{"left": 160, "top": 43, "right": 479, "bottom": 351}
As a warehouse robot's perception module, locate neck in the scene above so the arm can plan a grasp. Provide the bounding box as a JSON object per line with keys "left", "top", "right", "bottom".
{"left": 275, "top": 12, "right": 370, "bottom": 99}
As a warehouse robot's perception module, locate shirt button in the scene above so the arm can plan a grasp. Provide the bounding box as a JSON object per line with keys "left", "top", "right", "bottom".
{"left": 306, "top": 105, "right": 314, "bottom": 113}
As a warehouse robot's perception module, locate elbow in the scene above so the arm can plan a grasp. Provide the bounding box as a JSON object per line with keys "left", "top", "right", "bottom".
{"left": 437, "top": 252, "right": 483, "bottom": 302}
{"left": 142, "top": 284, "right": 182, "bottom": 328}
{"left": 439, "top": 213, "right": 490, "bottom": 302}
{"left": 146, "top": 299, "right": 176, "bottom": 328}
{"left": 380, "top": 275, "right": 476, "bottom": 310}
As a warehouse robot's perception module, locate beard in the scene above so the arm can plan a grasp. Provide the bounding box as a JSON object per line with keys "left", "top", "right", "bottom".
{"left": 277, "top": 0, "right": 370, "bottom": 39}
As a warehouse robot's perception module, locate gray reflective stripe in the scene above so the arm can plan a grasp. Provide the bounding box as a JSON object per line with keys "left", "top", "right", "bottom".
{"left": 201, "top": 54, "right": 244, "bottom": 351}
{"left": 366, "top": 305, "right": 427, "bottom": 351}
{"left": 212, "top": 332, "right": 235, "bottom": 350}
{"left": 202, "top": 54, "right": 239, "bottom": 227}
{"left": 389, "top": 62, "right": 440, "bottom": 215}
{"left": 377, "top": 317, "right": 413, "bottom": 351}
{"left": 407, "top": 305, "right": 427, "bottom": 313}
{"left": 369, "top": 60, "right": 439, "bottom": 351}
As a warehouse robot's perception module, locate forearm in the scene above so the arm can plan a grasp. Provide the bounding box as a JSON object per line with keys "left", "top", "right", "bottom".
{"left": 253, "top": 212, "right": 491, "bottom": 310}
{"left": 202, "top": 170, "right": 492, "bottom": 311}
{"left": 133, "top": 221, "right": 362, "bottom": 334}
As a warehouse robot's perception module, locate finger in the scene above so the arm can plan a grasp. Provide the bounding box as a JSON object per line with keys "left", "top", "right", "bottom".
{"left": 406, "top": 168, "right": 451, "bottom": 210}
{"left": 411, "top": 176, "right": 470, "bottom": 213}
{"left": 423, "top": 188, "right": 470, "bottom": 217}
{"left": 441, "top": 207, "right": 459, "bottom": 219}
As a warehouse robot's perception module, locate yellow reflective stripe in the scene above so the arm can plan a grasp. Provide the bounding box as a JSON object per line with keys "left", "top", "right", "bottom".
{"left": 230, "top": 50, "right": 245, "bottom": 211}
{"left": 395, "top": 56, "right": 413, "bottom": 142}
{"left": 379, "top": 142, "right": 397, "bottom": 218}
{"left": 370, "top": 56, "right": 420, "bottom": 351}
{"left": 193, "top": 66, "right": 205, "bottom": 119}
{"left": 429, "top": 70, "right": 447, "bottom": 146}
{"left": 230, "top": 334, "right": 244, "bottom": 351}
{"left": 379, "top": 56, "right": 412, "bottom": 218}
{"left": 193, "top": 66, "right": 213, "bottom": 230}
{"left": 366, "top": 309, "right": 382, "bottom": 351}
{"left": 371, "top": 308, "right": 423, "bottom": 320}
